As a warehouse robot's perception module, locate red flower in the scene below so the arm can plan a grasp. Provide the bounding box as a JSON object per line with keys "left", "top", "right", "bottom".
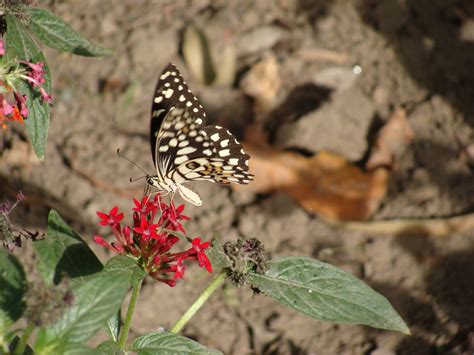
{"left": 96, "top": 206, "right": 124, "bottom": 227}
{"left": 133, "top": 216, "right": 160, "bottom": 241}
{"left": 191, "top": 237, "right": 212, "bottom": 273}
{"left": 93, "top": 194, "right": 212, "bottom": 287}
{"left": 162, "top": 203, "right": 189, "bottom": 234}
{"left": 171, "top": 257, "right": 186, "bottom": 280}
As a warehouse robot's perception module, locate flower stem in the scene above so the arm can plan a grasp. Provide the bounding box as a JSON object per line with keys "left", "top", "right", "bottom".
{"left": 14, "top": 323, "right": 34, "bottom": 355}
{"left": 170, "top": 270, "right": 226, "bottom": 334}
{"left": 118, "top": 278, "right": 143, "bottom": 349}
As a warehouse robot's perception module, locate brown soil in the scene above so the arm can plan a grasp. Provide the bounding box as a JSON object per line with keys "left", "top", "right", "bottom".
{"left": 2, "top": 1, "right": 474, "bottom": 354}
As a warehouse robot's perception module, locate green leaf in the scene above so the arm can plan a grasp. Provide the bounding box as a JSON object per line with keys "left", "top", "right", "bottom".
{"left": 106, "top": 311, "right": 121, "bottom": 343}
{"left": 18, "top": 79, "right": 51, "bottom": 160}
{"left": 249, "top": 257, "right": 410, "bottom": 334}
{"left": 96, "top": 340, "right": 123, "bottom": 355}
{"left": 207, "top": 238, "right": 231, "bottom": 271}
{"left": 103, "top": 255, "right": 146, "bottom": 288}
{"left": 5, "top": 14, "right": 51, "bottom": 160}
{"left": 44, "top": 267, "right": 132, "bottom": 345}
{"left": 34, "top": 210, "right": 102, "bottom": 288}
{"left": 62, "top": 343, "right": 98, "bottom": 355}
{"left": 129, "top": 332, "right": 223, "bottom": 355}
{"left": 0, "top": 309, "right": 13, "bottom": 336}
{"left": 8, "top": 335, "right": 34, "bottom": 355}
{"left": 26, "top": 8, "right": 113, "bottom": 57}
{"left": 0, "top": 250, "right": 26, "bottom": 322}
{"left": 5, "top": 14, "right": 42, "bottom": 62}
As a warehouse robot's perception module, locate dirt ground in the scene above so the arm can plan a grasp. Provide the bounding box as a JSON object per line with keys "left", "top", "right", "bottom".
{"left": 2, "top": 0, "right": 474, "bottom": 354}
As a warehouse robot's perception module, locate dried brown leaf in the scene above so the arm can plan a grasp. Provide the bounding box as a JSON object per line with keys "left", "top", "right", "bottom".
{"left": 237, "top": 143, "right": 388, "bottom": 221}
{"left": 366, "top": 106, "right": 415, "bottom": 170}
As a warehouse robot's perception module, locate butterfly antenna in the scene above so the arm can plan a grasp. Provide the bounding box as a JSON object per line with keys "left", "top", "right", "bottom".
{"left": 129, "top": 175, "right": 146, "bottom": 182}
{"left": 116, "top": 148, "right": 149, "bottom": 175}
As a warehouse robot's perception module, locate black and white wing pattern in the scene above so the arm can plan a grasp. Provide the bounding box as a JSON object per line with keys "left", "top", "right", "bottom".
{"left": 149, "top": 63, "right": 253, "bottom": 203}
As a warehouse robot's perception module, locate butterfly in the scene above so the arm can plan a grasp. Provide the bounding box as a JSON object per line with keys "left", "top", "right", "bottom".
{"left": 145, "top": 63, "right": 253, "bottom": 206}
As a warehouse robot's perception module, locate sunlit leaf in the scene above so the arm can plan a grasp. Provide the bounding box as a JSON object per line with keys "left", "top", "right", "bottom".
{"left": 249, "top": 256, "right": 410, "bottom": 334}
{"left": 26, "top": 8, "right": 112, "bottom": 57}
{"left": 130, "top": 332, "right": 222, "bottom": 355}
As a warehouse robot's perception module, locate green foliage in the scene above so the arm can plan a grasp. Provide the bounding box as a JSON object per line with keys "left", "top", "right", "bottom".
{"left": 5, "top": 13, "right": 51, "bottom": 160}
{"left": 26, "top": 8, "right": 113, "bottom": 57}
{"left": 206, "top": 238, "right": 231, "bottom": 271}
{"left": 249, "top": 256, "right": 410, "bottom": 334}
{"left": 34, "top": 210, "right": 102, "bottom": 288}
{"left": 103, "top": 255, "right": 147, "bottom": 289}
{"left": 0, "top": 250, "right": 26, "bottom": 323}
{"left": 38, "top": 265, "right": 132, "bottom": 350}
{"left": 96, "top": 340, "right": 124, "bottom": 354}
{"left": 3, "top": 5, "right": 112, "bottom": 160}
{"left": 129, "top": 332, "right": 223, "bottom": 355}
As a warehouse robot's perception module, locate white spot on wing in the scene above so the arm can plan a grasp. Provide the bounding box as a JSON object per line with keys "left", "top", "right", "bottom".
{"left": 211, "top": 133, "right": 220, "bottom": 142}
{"left": 160, "top": 71, "right": 171, "bottom": 80}
{"left": 219, "top": 149, "right": 230, "bottom": 157}
{"left": 169, "top": 138, "right": 178, "bottom": 147}
{"left": 163, "top": 88, "right": 174, "bottom": 98}
{"left": 174, "top": 155, "right": 188, "bottom": 165}
{"left": 177, "top": 146, "right": 197, "bottom": 155}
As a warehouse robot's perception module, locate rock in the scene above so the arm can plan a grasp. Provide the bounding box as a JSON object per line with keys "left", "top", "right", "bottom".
{"left": 237, "top": 26, "right": 286, "bottom": 56}
{"left": 275, "top": 86, "right": 375, "bottom": 161}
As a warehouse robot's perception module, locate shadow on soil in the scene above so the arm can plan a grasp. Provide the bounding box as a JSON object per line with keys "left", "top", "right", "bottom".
{"left": 357, "top": 0, "right": 474, "bottom": 126}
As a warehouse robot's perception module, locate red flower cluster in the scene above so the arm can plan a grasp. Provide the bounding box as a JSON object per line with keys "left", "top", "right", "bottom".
{"left": 0, "top": 38, "right": 52, "bottom": 130}
{"left": 93, "top": 195, "right": 212, "bottom": 287}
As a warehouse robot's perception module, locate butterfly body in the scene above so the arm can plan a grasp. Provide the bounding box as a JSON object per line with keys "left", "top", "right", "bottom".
{"left": 147, "top": 63, "right": 253, "bottom": 206}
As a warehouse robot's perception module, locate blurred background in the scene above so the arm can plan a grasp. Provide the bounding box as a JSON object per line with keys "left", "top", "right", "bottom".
{"left": 2, "top": 0, "right": 474, "bottom": 353}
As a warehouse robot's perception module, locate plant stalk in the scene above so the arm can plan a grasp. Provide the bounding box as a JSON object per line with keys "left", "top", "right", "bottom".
{"left": 170, "top": 270, "right": 226, "bottom": 334}
{"left": 14, "top": 323, "right": 34, "bottom": 355}
{"left": 118, "top": 278, "right": 143, "bottom": 349}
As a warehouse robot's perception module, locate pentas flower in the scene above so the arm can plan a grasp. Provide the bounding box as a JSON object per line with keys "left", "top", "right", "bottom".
{"left": 93, "top": 194, "right": 212, "bottom": 287}
{"left": 0, "top": 38, "right": 52, "bottom": 130}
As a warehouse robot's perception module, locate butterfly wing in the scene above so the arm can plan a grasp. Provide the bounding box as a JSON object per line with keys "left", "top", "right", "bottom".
{"left": 150, "top": 63, "right": 207, "bottom": 168}
{"left": 156, "top": 107, "right": 253, "bottom": 186}
{"left": 150, "top": 63, "right": 253, "bottom": 190}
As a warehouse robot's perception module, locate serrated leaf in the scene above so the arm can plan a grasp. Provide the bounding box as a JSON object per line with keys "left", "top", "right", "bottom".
{"left": 5, "top": 14, "right": 51, "bottom": 160}
{"left": 129, "top": 332, "right": 222, "bottom": 355}
{"left": 26, "top": 8, "right": 112, "bottom": 57}
{"left": 0, "top": 250, "right": 26, "bottom": 322}
{"left": 34, "top": 210, "right": 102, "bottom": 288}
{"left": 44, "top": 268, "right": 132, "bottom": 344}
{"left": 249, "top": 257, "right": 410, "bottom": 334}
